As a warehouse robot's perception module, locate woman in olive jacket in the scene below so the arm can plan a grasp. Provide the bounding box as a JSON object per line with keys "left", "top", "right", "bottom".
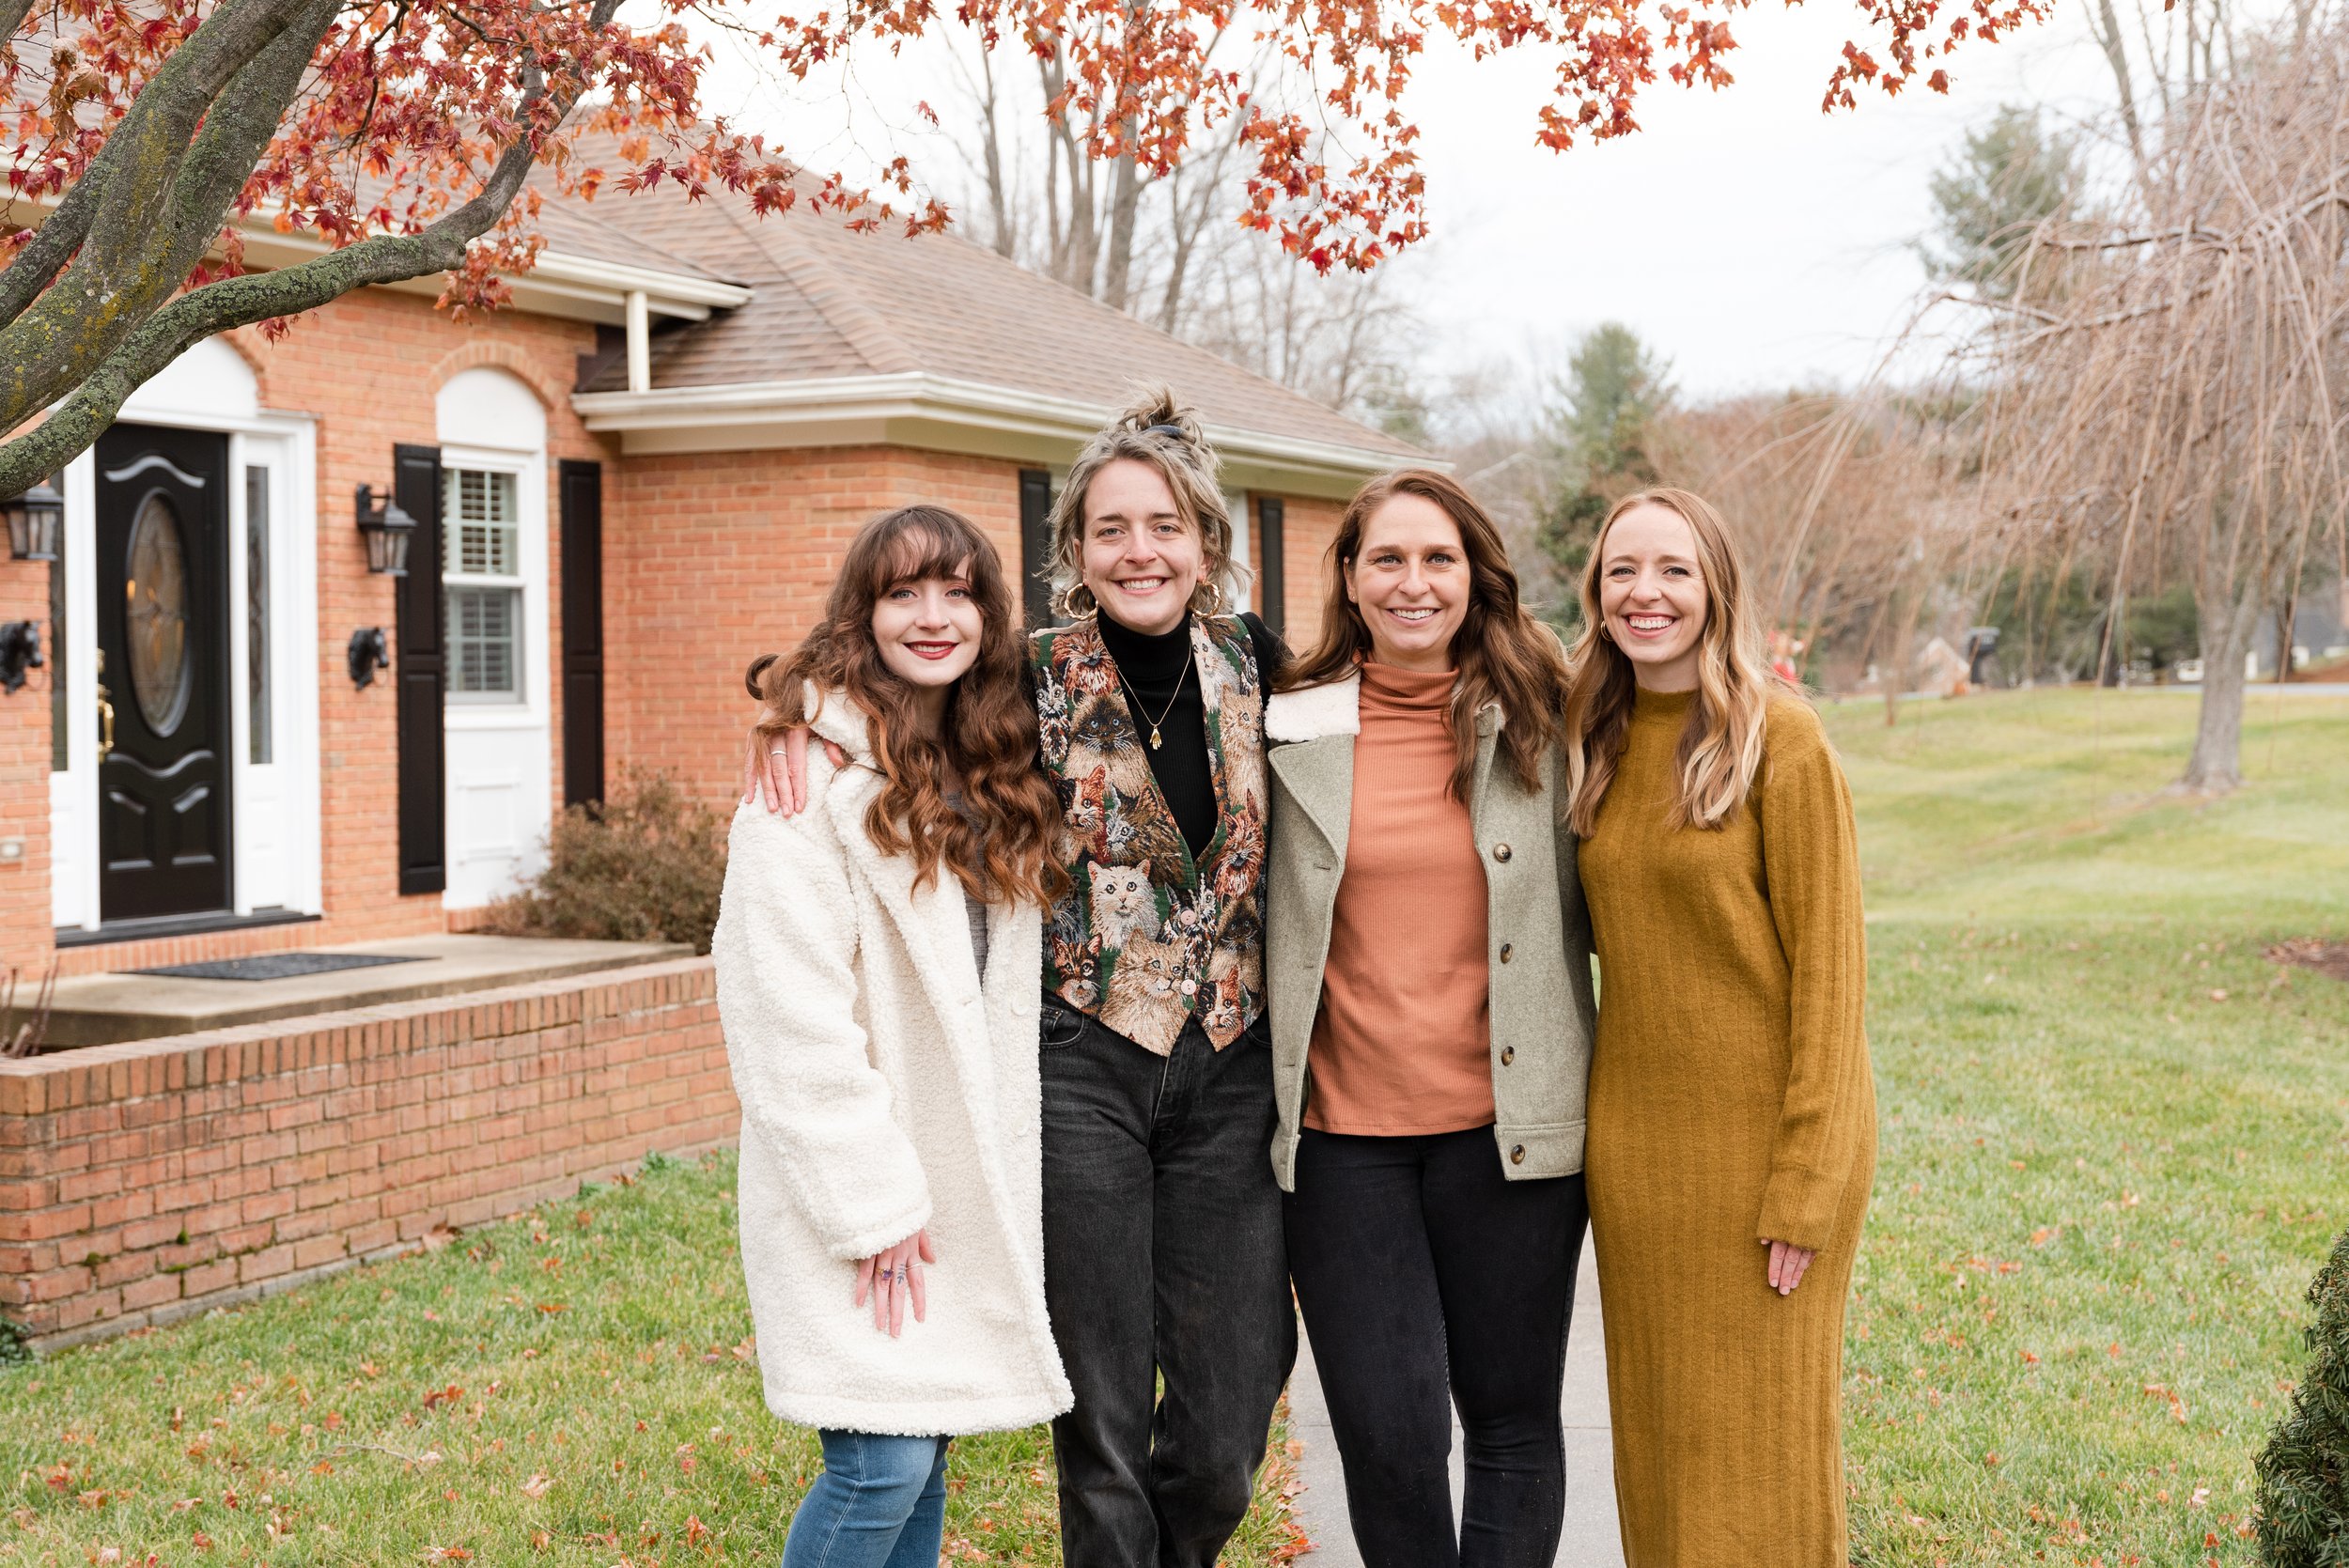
{"left": 1263, "top": 469, "right": 1597, "bottom": 1568}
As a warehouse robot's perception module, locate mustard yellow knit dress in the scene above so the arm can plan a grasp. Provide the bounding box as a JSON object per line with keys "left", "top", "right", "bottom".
{"left": 1579, "top": 688, "right": 1876, "bottom": 1567}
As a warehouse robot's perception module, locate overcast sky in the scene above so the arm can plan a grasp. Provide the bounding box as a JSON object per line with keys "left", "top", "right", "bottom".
{"left": 686, "top": 0, "right": 2128, "bottom": 400}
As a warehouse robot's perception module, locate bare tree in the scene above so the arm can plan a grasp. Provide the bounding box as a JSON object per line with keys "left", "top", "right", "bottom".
{"left": 928, "top": 29, "right": 1423, "bottom": 423}
{"left": 1935, "top": 16, "right": 2349, "bottom": 788}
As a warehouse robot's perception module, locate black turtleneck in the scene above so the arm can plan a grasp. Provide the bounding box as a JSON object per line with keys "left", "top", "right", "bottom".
{"left": 1097, "top": 610, "right": 1216, "bottom": 860}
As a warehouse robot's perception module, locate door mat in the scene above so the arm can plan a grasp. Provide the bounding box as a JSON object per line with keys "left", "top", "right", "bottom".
{"left": 132, "top": 953, "right": 428, "bottom": 983}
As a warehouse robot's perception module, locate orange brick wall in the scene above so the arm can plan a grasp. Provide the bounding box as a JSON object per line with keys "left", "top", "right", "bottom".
{"left": 232, "top": 291, "right": 614, "bottom": 951}
{"left": 0, "top": 957, "right": 725, "bottom": 1348}
{"left": 0, "top": 557, "right": 54, "bottom": 976}
{"left": 602, "top": 445, "right": 1026, "bottom": 806}
{"left": 1281, "top": 495, "right": 1346, "bottom": 652}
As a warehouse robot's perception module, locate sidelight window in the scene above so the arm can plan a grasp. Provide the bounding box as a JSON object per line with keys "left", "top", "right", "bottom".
{"left": 245, "top": 466, "right": 272, "bottom": 764}
{"left": 443, "top": 466, "right": 523, "bottom": 701}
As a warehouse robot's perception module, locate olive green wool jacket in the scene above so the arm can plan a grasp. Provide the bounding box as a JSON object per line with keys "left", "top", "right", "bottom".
{"left": 1262, "top": 674, "right": 1599, "bottom": 1191}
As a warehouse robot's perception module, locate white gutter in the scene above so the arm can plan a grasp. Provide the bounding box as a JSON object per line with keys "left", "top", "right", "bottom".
{"left": 528, "top": 252, "right": 751, "bottom": 313}
{"left": 572, "top": 371, "right": 1423, "bottom": 481}
{"left": 0, "top": 193, "right": 753, "bottom": 321}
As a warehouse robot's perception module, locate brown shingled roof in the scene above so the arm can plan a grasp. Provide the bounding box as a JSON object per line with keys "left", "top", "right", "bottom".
{"left": 547, "top": 152, "right": 1418, "bottom": 459}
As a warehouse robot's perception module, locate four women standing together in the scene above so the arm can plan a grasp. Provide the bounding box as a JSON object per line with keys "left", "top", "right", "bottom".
{"left": 720, "top": 388, "right": 1877, "bottom": 1568}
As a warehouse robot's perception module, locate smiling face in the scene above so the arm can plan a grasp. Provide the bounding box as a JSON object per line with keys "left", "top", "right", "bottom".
{"left": 1597, "top": 502, "right": 1711, "bottom": 691}
{"left": 869, "top": 565, "right": 985, "bottom": 722}
{"left": 1079, "top": 458, "right": 1206, "bottom": 636}
{"left": 1345, "top": 492, "right": 1470, "bottom": 672}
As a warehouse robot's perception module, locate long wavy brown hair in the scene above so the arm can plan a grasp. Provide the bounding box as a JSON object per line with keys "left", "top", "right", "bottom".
{"left": 1561, "top": 488, "right": 1787, "bottom": 836}
{"left": 749, "top": 506, "right": 1067, "bottom": 908}
{"left": 1280, "top": 469, "right": 1567, "bottom": 798}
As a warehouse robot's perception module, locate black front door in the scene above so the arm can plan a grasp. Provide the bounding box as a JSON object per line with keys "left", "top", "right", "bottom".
{"left": 94, "top": 424, "right": 233, "bottom": 922}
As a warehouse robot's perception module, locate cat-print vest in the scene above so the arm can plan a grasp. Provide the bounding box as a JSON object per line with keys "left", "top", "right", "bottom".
{"left": 1032, "top": 613, "right": 1269, "bottom": 1055}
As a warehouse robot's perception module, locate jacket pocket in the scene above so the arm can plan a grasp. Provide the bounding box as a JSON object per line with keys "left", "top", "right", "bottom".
{"left": 1497, "top": 1119, "right": 1587, "bottom": 1181}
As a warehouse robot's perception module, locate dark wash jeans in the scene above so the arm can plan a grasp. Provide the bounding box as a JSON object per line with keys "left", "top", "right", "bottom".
{"left": 1039, "top": 999, "right": 1297, "bottom": 1568}
{"left": 1284, "top": 1126, "right": 1590, "bottom": 1568}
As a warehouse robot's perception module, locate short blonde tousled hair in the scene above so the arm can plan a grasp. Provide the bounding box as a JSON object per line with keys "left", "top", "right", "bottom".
{"left": 1046, "top": 385, "right": 1249, "bottom": 618}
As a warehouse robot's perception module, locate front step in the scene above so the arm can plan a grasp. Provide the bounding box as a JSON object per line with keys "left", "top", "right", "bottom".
{"left": 34, "top": 934, "right": 693, "bottom": 1049}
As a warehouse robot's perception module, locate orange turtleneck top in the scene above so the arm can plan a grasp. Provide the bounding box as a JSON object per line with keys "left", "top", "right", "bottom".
{"left": 1304, "top": 661, "right": 1495, "bottom": 1136}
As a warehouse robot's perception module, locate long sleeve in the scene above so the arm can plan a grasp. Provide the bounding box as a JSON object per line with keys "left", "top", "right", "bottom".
{"left": 712, "top": 804, "right": 932, "bottom": 1261}
{"left": 1752, "top": 706, "right": 1875, "bottom": 1250}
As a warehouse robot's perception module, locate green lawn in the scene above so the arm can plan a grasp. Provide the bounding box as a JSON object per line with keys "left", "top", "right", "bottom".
{"left": 1826, "top": 687, "right": 2349, "bottom": 1567}
{"left": 3, "top": 686, "right": 2343, "bottom": 1567}
{"left": 0, "top": 1151, "right": 1303, "bottom": 1566}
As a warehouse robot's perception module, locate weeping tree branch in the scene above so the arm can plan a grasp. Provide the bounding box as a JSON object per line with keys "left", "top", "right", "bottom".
{"left": 0, "top": 0, "right": 624, "bottom": 497}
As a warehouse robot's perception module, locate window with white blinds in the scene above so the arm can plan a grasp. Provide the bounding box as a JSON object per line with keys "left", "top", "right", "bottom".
{"left": 443, "top": 466, "right": 523, "bottom": 701}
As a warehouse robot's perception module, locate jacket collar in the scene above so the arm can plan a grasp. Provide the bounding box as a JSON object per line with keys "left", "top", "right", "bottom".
{"left": 1265, "top": 675, "right": 1361, "bottom": 742}
{"left": 1264, "top": 672, "right": 1507, "bottom": 742}
{"left": 804, "top": 682, "right": 874, "bottom": 762}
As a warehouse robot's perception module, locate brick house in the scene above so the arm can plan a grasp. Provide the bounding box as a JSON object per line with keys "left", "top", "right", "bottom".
{"left": 0, "top": 169, "right": 1415, "bottom": 983}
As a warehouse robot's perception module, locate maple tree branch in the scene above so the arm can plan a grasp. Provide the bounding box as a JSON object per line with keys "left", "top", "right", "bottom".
{"left": 0, "top": 0, "right": 317, "bottom": 336}
{"left": 0, "top": 0, "right": 339, "bottom": 424}
{"left": 0, "top": 0, "right": 622, "bottom": 496}
{"left": 0, "top": 0, "right": 39, "bottom": 47}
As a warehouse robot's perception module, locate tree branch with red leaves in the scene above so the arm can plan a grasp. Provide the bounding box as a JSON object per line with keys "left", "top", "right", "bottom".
{"left": 0, "top": 0, "right": 2049, "bottom": 493}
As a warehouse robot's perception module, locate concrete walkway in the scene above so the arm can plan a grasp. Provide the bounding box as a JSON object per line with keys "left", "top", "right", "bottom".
{"left": 1284, "top": 1239, "right": 1625, "bottom": 1567}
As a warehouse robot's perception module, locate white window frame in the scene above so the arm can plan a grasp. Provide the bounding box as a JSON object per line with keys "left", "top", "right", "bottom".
{"left": 441, "top": 461, "right": 530, "bottom": 706}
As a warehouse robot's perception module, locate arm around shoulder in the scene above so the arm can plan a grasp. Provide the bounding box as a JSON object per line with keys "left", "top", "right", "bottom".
{"left": 712, "top": 804, "right": 932, "bottom": 1260}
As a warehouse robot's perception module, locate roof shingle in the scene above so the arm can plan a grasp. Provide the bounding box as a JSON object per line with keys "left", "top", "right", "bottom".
{"left": 550, "top": 152, "right": 1417, "bottom": 459}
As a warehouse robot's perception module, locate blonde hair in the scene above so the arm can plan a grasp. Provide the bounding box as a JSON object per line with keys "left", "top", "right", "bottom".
{"left": 1560, "top": 488, "right": 1787, "bottom": 836}
{"left": 1046, "top": 386, "right": 1247, "bottom": 618}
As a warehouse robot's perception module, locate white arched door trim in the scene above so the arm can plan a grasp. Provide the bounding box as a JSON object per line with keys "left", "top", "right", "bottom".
{"left": 434, "top": 368, "right": 552, "bottom": 910}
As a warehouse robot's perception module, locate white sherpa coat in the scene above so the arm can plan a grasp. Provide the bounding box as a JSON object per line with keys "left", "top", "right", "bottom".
{"left": 711, "top": 690, "right": 1072, "bottom": 1436}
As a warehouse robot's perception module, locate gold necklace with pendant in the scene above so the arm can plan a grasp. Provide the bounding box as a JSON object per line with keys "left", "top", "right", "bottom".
{"left": 1117, "top": 646, "right": 1195, "bottom": 751}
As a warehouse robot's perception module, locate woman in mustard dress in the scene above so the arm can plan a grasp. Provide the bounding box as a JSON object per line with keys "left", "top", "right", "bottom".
{"left": 1561, "top": 488, "right": 1876, "bottom": 1567}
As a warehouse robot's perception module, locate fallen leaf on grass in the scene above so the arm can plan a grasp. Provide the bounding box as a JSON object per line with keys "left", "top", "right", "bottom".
{"left": 521, "top": 1472, "right": 554, "bottom": 1499}
{"left": 424, "top": 1547, "right": 473, "bottom": 1562}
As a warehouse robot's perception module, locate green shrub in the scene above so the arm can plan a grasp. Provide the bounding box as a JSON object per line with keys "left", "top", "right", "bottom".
{"left": 0, "top": 1312, "right": 30, "bottom": 1365}
{"left": 487, "top": 768, "right": 727, "bottom": 955}
{"left": 2256, "top": 1224, "right": 2349, "bottom": 1566}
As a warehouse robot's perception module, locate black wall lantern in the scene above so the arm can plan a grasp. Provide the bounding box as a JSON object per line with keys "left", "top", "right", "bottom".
{"left": 354, "top": 485, "right": 417, "bottom": 575}
{"left": 0, "top": 620, "right": 40, "bottom": 693}
{"left": 3, "top": 477, "right": 63, "bottom": 562}
{"left": 347, "top": 627, "right": 390, "bottom": 689}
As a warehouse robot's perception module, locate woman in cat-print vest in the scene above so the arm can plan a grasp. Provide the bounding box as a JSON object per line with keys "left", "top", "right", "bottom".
{"left": 748, "top": 386, "right": 1291, "bottom": 1568}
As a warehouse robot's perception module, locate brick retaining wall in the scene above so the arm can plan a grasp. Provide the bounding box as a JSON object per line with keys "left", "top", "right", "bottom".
{"left": 0, "top": 957, "right": 729, "bottom": 1352}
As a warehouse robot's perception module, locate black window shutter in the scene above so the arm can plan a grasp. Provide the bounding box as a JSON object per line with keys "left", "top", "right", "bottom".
{"left": 1254, "top": 495, "right": 1286, "bottom": 640}
{"left": 558, "top": 459, "right": 605, "bottom": 809}
{"left": 393, "top": 443, "right": 446, "bottom": 895}
{"left": 1018, "top": 468, "right": 1054, "bottom": 629}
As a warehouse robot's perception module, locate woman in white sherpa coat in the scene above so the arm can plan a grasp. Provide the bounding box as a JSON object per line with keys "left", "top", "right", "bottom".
{"left": 714, "top": 505, "right": 1072, "bottom": 1568}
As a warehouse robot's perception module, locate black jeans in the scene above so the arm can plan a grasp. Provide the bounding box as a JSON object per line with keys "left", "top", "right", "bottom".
{"left": 1284, "top": 1126, "right": 1589, "bottom": 1568}
{"left": 1040, "top": 1001, "right": 1296, "bottom": 1568}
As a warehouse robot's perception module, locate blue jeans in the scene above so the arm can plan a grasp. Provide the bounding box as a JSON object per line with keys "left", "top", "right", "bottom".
{"left": 779, "top": 1430, "right": 950, "bottom": 1568}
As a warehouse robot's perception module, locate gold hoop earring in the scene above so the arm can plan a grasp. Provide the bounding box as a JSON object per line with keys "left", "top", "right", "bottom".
{"left": 1065, "top": 582, "right": 1099, "bottom": 617}
{"left": 1196, "top": 579, "right": 1226, "bottom": 615}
